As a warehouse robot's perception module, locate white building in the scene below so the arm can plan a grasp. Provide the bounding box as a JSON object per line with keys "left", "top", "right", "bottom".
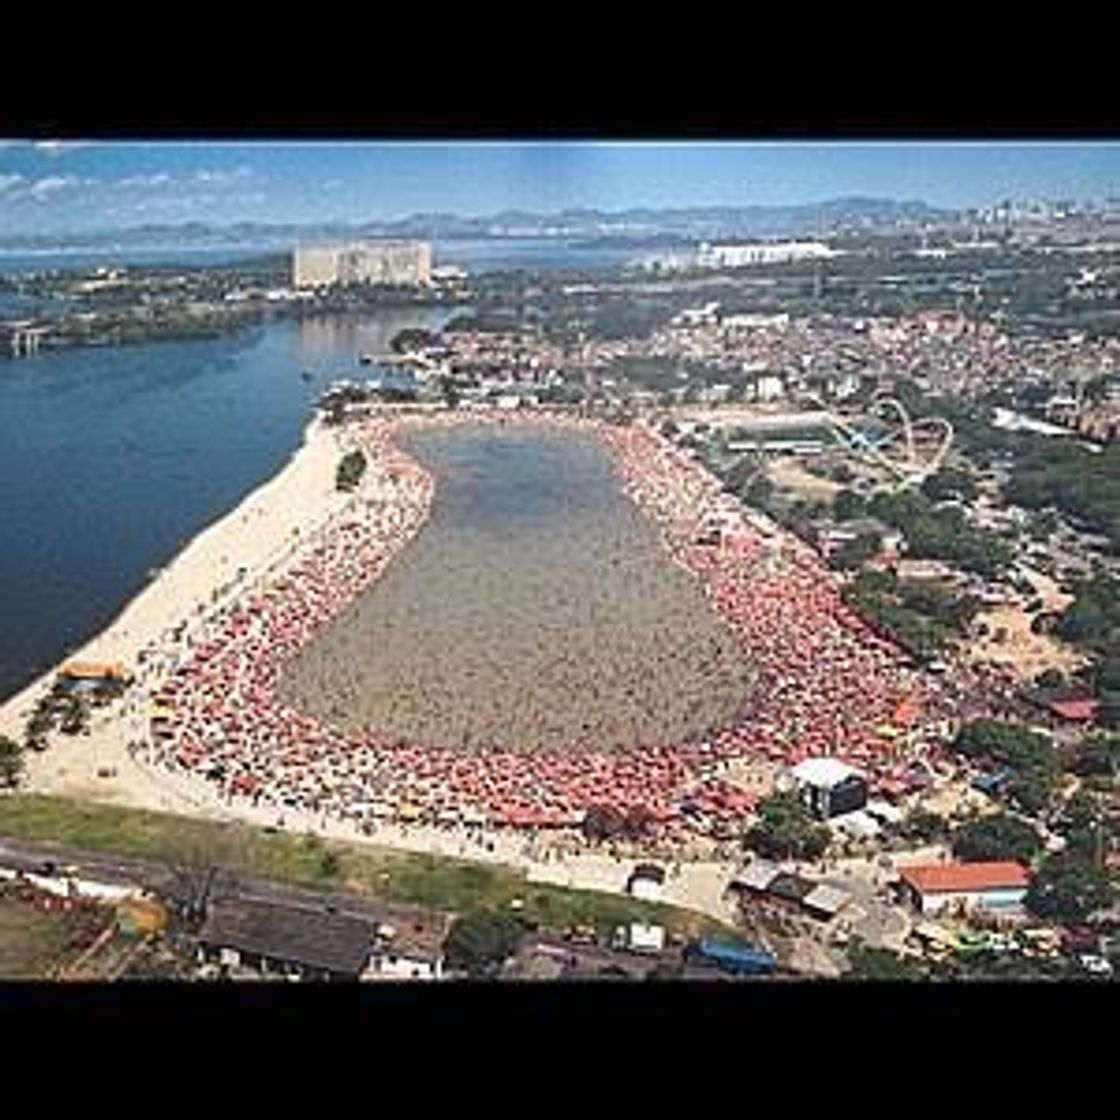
{"left": 789, "top": 757, "right": 869, "bottom": 820}
{"left": 627, "top": 863, "right": 666, "bottom": 902}
{"left": 898, "top": 862, "right": 1031, "bottom": 918}
{"left": 625, "top": 923, "right": 666, "bottom": 954}
{"left": 697, "top": 241, "right": 834, "bottom": 269}
{"left": 363, "top": 919, "right": 448, "bottom": 981}
{"left": 293, "top": 240, "right": 433, "bottom": 289}
{"left": 723, "top": 312, "right": 790, "bottom": 331}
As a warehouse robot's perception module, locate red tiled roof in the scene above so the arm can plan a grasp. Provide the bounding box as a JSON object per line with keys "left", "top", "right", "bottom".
{"left": 1049, "top": 698, "right": 1100, "bottom": 722}
{"left": 899, "top": 862, "right": 1030, "bottom": 895}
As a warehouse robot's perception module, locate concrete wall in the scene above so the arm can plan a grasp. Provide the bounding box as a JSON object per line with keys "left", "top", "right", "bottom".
{"left": 919, "top": 887, "right": 1027, "bottom": 917}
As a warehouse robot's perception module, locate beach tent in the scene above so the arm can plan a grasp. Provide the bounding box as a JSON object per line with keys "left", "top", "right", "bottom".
{"left": 59, "top": 661, "right": 131, "bottom": 683}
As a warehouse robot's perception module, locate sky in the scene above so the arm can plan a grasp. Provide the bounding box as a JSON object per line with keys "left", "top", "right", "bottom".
{"left": 0, "top": 140, "right": 1118, "bottom": 236}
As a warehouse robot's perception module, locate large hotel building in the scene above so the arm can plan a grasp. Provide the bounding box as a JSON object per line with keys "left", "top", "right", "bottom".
{"left": 293, "top": 240, "right": 433, "bottom": 289}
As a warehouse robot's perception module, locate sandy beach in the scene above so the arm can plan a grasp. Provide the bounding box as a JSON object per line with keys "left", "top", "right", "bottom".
{"left": 0, "top": 416, "right": 353, "bottom": 809}
{"left": 0, "top": 407, "right": 948, "bottom": 899}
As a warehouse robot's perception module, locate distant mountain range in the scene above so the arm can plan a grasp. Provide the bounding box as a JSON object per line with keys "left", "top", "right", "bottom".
{"left": 0, "top": 197, "right": 962, "bottom": 250}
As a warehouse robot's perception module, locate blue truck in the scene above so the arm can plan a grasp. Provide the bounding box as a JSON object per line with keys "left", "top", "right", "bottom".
{"left": 685, "top": 938, "right": 777, "bottom": 977}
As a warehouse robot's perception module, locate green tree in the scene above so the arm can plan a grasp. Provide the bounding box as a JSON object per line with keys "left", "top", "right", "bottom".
{"left": 845, "top": 941, "right": 925, "bottom": 981}
{"left": 0, "top": 734, "right": 24, "bottom": 788}
{"left": 900, "top": 808, "right": 948, "bottom": 844}
{"left": 952, "top": 720, "right": 1057, "bottom": 772}
{"left": 444, "top": 910, "right": 526, "bottom": 978}
{"left": 1025, "top": 854, "right": 1114, "bottom": 925}
{"left": 745, "top": 792, "right": 831, "bottom": 862}
{"left": 832, "top": 488, "right": 866, "bottom": 523}
{"left": 831, "top": 531, "right": 882, "bottom": 571}
{"left": 335, "top": 450, "right": 367, "bottom": 492}
{"left": 920, "top": 468, "right": 979, "bottom": 504}
{"left": 1006, "top": 768, "right": 1059, "bottom": 817}
{"left": 1071, "top": 733, "right": 1120, "bottom": 779}
{"left": 950, "top": 814, "right": 1042, "bottom": 864}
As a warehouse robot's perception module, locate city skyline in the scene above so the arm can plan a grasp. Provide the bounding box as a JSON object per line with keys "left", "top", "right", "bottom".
{"left": 0, "top": 140, "right": 1119, "bottom": 235}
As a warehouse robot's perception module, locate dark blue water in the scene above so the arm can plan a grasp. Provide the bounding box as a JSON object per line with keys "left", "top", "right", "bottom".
{"left": 0, "top": 306, "right": 453, "bottom": 699}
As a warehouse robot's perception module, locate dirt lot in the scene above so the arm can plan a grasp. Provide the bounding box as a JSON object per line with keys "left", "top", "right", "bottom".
{"left": 0, "top": 888, "right": 99, "bottom": 979}
{"left": 964, "top": 568, "right": 1087, "bottom": 681}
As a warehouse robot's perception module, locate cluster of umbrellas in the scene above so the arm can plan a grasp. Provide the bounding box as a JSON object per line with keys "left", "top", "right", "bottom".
{"left": 139, "top": 412, "right": 962, "bottom": 838}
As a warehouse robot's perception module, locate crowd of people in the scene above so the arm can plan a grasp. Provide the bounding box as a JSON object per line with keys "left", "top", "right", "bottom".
{"left": 133, "top": 412, "right": 974, "bottom": 840}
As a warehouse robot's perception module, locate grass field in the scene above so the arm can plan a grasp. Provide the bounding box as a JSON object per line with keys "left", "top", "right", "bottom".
{"left": 0, "top": 794, "right": 733, "bottom": 940}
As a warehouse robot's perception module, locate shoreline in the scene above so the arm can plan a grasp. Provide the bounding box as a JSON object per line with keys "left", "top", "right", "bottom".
{"left": 3, "top": 409, "right": 947, "bottom": 901}
{"left": 0, "top": 415, "right": 350, "bottom": 747}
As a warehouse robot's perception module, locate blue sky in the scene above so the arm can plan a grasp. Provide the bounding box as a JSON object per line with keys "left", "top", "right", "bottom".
{"left": 0, "top": 141, "right": 1118, "bottom": 234}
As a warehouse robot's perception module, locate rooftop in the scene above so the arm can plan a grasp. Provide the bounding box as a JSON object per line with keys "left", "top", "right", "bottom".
{"left": 899, "top": 862, "right": 1031, "bottom": 895}
{"left": 729, "top": 860, "right": 781, "bottom": 894}
{"left": 1049, "top": 697, "right": 1100, "bottom": 722}
{"left": 199, "top": 896, "right": 373, "bottom": 976}
{"left": 801, "top": 883, "right": 853, "bottom": 917}
{"left": 790, "top": 757, "right": 864, "bottom": 789}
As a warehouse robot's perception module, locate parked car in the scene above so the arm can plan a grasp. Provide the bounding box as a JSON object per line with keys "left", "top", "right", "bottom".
{"left": 1078, "top": 954, "right": 1113, "bottom": 977}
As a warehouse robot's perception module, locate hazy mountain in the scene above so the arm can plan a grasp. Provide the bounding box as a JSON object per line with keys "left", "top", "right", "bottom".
{"left": 0, "top": 197, "right": 961, "bottom": 250}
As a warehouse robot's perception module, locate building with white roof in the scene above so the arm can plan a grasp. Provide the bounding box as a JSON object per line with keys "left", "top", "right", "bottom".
{"left": 789, "top": 757, "right": 869, "bottom": 820}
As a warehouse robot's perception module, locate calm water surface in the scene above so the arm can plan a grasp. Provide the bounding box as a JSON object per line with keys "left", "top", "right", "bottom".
{"left": 0, "top": 308, "right": 452, "bottom": 699}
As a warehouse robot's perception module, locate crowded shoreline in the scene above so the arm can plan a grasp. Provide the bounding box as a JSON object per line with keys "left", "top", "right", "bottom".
{"left": 0, "top": 406, "right": 981, "bottom": 864}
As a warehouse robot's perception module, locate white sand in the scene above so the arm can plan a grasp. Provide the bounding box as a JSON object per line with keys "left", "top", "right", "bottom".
{"left": 0, "top": 417, "right": 354, "bottom": 809}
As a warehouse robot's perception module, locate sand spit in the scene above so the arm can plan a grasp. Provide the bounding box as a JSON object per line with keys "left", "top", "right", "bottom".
{"left": 277, "top": 423, "right": 756, "bottom": 752}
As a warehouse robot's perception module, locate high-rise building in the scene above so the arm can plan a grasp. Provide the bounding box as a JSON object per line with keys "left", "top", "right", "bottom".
{"left": 293, "top": 241, "right": 433, "bottom": 289}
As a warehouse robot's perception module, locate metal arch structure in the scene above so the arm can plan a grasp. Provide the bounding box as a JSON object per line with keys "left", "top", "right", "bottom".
{"left": 799, "top": 391, "right": 954, "bottom": 491}
{"left": 868, "top": 393, "right": 916, "bottom": 466}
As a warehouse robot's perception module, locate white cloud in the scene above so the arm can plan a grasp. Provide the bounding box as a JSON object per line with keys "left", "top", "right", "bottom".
{"left": 0, "top": 173, "right": 24, "bottom": 193}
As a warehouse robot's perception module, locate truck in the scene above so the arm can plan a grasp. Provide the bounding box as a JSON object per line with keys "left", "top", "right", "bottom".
{"left": 684, "top": 938, "right": 777, "bottom": 977}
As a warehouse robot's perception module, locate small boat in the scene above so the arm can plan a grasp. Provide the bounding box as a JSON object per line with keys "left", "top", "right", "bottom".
{"left": 359, "top": 353, "right": 373, "bottom": 366}
{"left": 300, "top": 369, "right": 313, "bottom": 382}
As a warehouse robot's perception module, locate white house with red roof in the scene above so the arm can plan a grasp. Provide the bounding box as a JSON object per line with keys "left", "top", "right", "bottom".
{"left": 898, "top": 861, "right": 1031, "bottom": 918}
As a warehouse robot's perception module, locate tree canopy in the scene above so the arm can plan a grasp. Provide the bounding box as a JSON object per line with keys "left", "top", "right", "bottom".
{"left": 952, "top": 719, "right": 1061, "bottom": 817}
{"left": 1071, "top": 733, "right": 1120, "bottom": 779}
{"left": 950, "top": 813, "right": 1042, "bottom": 865}
{"left": 866, "top": 488, "right": 1013, "bottom": 579}
{"left": 845, "top": 941, "right": 926, "bottom": 981}
{"left": 444, "top": 909, "right": 526, "bottom": 978}
{"left": 0, "top": 735, "right": 23, "bottom": 788}
{"left": 1025, "top": 854, "right": 1114, "bottom": 925}
{"left": 744, "top": 792, "right": 831, "bottom": 861}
